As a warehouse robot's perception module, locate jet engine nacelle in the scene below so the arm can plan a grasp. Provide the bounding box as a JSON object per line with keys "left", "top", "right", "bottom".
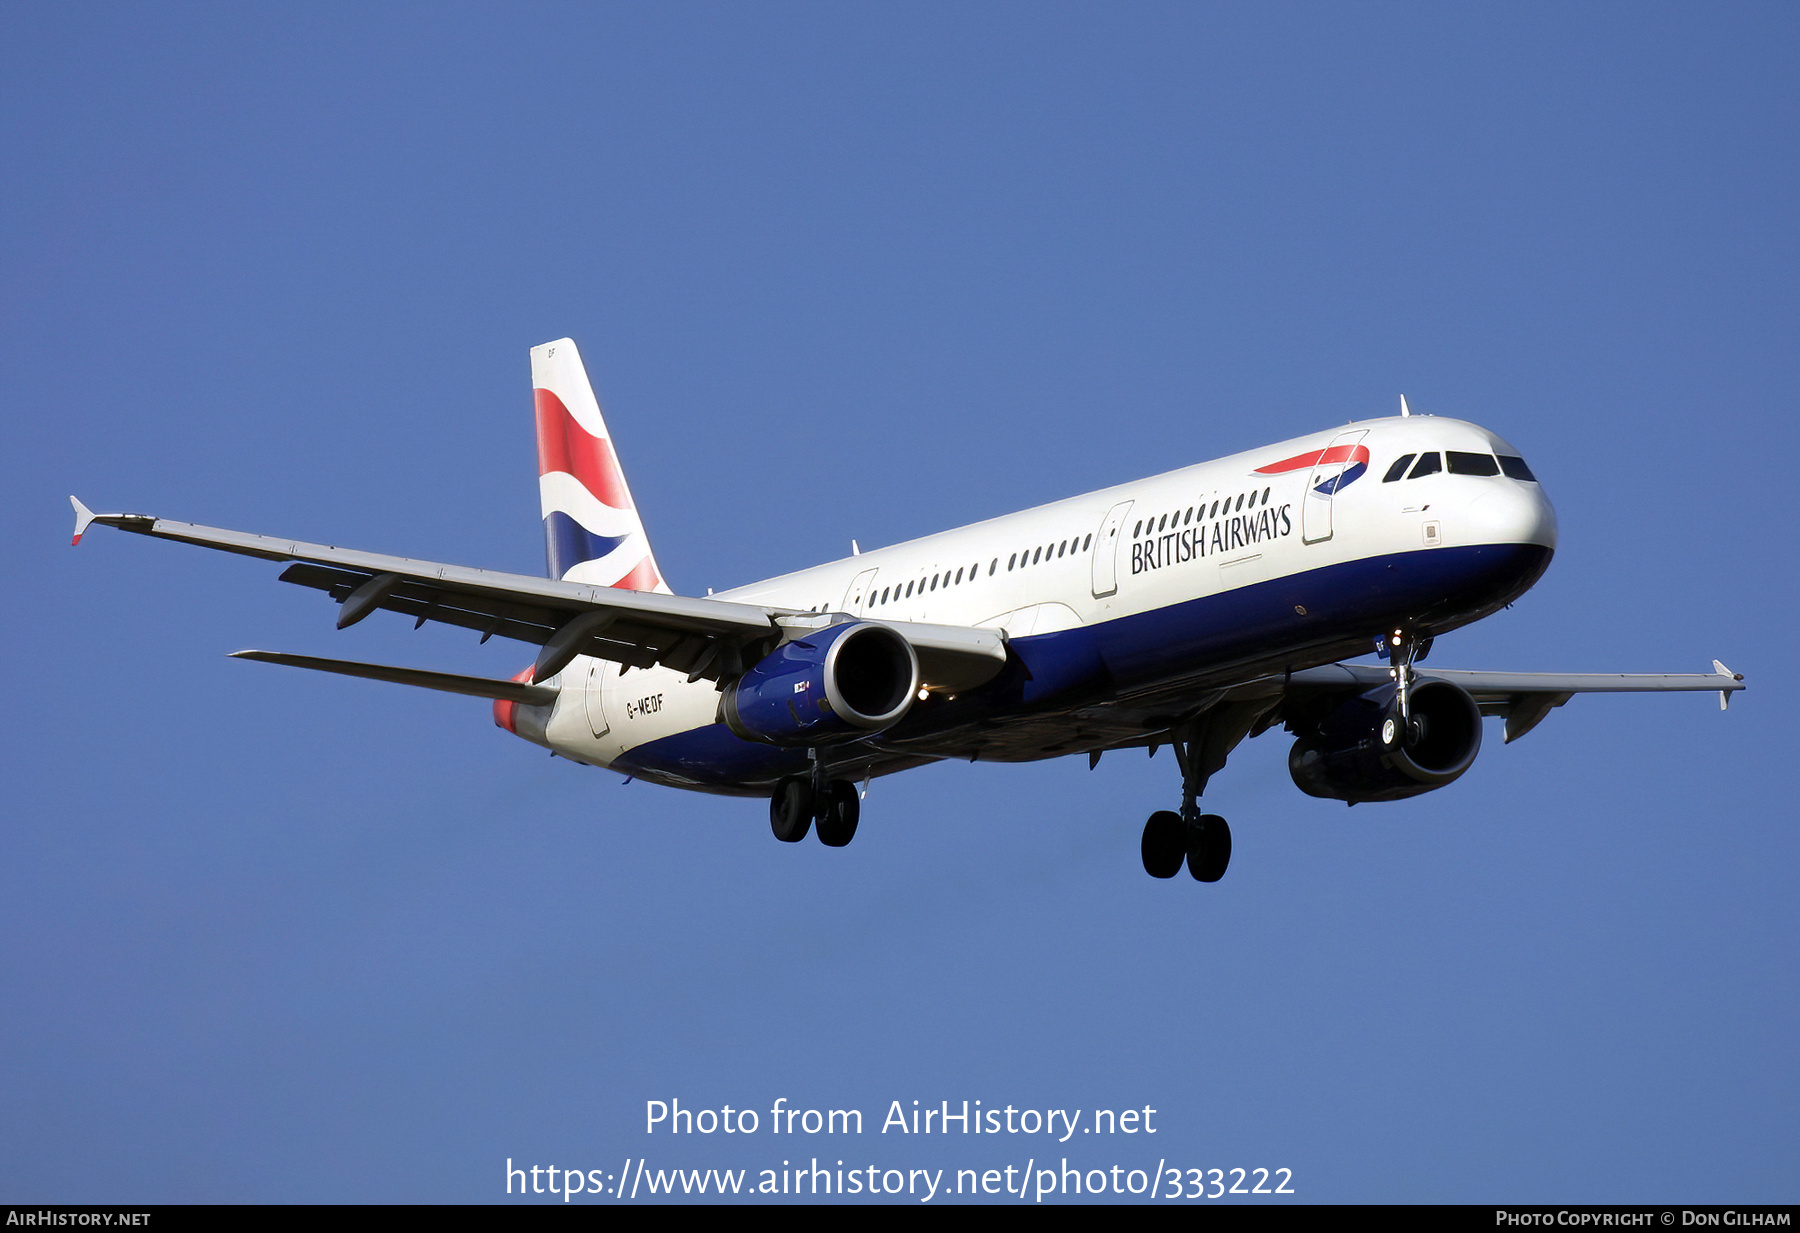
{"left": 1288, "top": 679, "right": 1483, "bottom": 803}
{"left": 721, "top": 621, "right": 919, "bottom": 746}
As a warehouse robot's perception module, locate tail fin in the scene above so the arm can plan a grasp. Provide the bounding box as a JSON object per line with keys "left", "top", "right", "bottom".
{"left": 531, "top": 338, "right": 669, "bottom": 592}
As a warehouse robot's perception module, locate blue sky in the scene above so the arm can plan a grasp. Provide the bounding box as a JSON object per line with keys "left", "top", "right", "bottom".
{"left": 2, "top": 2, "right": 1795, "bottom": 1204}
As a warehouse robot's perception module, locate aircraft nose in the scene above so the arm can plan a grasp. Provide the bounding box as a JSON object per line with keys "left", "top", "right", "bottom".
{"left": 1465, "top": 480, "right": 1558, "bottom": 550}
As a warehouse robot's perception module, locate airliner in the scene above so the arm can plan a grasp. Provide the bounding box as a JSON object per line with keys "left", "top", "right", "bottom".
{"left": 70, "top": 339, "right": 1745, "bottom": 883}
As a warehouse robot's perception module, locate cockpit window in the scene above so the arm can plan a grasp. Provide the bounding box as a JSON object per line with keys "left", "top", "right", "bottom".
{"left": 1447, "top": 451, "right": 1500, "bottom": 476}
{"left": 1407, "top": 452, "right": 1442, "bottom": 479}
{"left": 1498, "top": 454, "right": 1537, "bottom": 481}
{"left": 1383, "top": 454, "right": 1415, "bottom": 482}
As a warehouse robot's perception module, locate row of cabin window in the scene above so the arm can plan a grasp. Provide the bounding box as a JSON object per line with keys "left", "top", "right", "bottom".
{"left": 869, "top": 561, "right": 983, "bottom": 607}
{"left": 1382, "top": 451, "right": 1537, "bottom": 482}
{"left": 1006, "top": 533, "right": 1092, "bottom": 573}
{"left": 864, "top": 531, "right": 1097, "bottom": 608}
{"left": 1133, "top": 487, "right": 1273, "bottom": 539}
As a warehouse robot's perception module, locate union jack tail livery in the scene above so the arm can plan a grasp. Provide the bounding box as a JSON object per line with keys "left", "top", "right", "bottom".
{"left": 532, "top": 338, "right": 669, "bottom": 592}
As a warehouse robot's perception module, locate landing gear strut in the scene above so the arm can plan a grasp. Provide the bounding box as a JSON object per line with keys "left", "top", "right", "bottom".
{"left": 1383, "top": 627, "right": 1431, "bottom": 749}
{"left": 770, "top": 750, "right": 860, "bottom": 847}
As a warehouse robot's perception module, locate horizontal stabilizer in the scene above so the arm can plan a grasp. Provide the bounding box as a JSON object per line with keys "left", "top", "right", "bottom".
{"left": 230, "top": 650, "right": 559, "bottom": 706}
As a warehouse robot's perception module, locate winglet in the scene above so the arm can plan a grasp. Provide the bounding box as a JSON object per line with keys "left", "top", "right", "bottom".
{"left": 1400, "top": 395, "right": 1412, "bottom": 417}
{"left": 70, "top": 496, "right": 97, "bottom": 546}
{"left": 1713, "top": 659, "right": 1742, "bottom": 710}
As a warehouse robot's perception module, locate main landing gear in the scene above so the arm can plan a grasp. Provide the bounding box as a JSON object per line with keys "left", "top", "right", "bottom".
{"left": 1140, "top": 740, "right": 1233, "bottom": 882}
{"left": 1137, "top": 706, "right": 1260, "bottom": 884}
{"left": 1141, "top": 808, "right": 1231, "bottom": 882}
{"left": 770, "top": 751, "right": 860, "bottom": 847}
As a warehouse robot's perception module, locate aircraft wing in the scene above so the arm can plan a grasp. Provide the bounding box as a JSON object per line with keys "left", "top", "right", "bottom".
{"left": 1080, "top": 657, "right": 1751, "bottom": 791}
{"left": 1278, "top": 661, "right": 1747, "bottom": 742}
{"left": 71, "top": 499, "right": 1007, "bottom": 690}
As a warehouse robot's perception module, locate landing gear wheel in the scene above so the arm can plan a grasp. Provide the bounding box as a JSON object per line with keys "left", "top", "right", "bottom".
{"left": 1141, "top": 810, "right": 1186, "bottom": 879}
{"left": 816, "top": 780, "right": 860, "bottom": 847}
{"left": 1187, "top": 814, "right": 1232, "bottom": 883}
{"left": 769, "top": 776, "right": 813, "bottom": 843}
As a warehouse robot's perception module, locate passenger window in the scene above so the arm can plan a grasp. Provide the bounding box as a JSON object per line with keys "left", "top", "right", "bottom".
{"left": 1498, "top": 455, "right": 1537, "bottom": 481}
{"left": 989, "top": 559, "right": 997, "bottom": 575}
{"left": 1235, "top": 494, "right": 1244, "bottom": 512}
{"left": 1133, "top": 521, "right": 1142, "bottom": 537}
{"left": 1408, "top": 453, "right": 1442, "bottom": 479}
{"left": 930, "top": 575, "right": 938, "bottom": 591}
{"left": 1083, "top": 534, "right": 1092, "bottom": 550}
{"left": 1008, "top": 554, "right": 1016, "bottom": 570}
{"left": 1262, "top": 487, "right": 1270, "bottom": 504}
{"left": 1447, "top": 451, "right": 1500, "bottom": 476}
{"left": 954, "top": 567, "right": 963, "bottom": 584}
{"left": 1383, "top": 454, "right": 1415, "bottom": 482}
{"left": 1033, "top": 547, "right": 1043, "bottom": 564}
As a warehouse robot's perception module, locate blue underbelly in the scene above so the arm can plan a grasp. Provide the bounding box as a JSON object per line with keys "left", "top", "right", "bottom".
{"left": 610, "top": 543, "right": 1552, "bottom": 792}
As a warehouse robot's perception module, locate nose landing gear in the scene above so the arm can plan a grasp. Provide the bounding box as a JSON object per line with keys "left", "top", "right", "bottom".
{"left": 1382, "top": 627, "right": 1433, "bottom": 749}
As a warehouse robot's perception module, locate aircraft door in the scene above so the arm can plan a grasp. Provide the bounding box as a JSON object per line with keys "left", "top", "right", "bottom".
{"left": 843, "top": 567, "right": 879, "bottom": 613}
{"left": 583, "top": 659, "right": 611, "bottom": 738}
{"left": 1091, "top": 500, "right": 1134, "bottom": 598}
{"left": 1301, "top": 429, "right": 1369, "bottom": 545}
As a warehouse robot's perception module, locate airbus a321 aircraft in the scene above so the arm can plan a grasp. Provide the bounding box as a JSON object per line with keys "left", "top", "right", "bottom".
{"left": 71, "top": 339, "right": 1745, "bottom": 883}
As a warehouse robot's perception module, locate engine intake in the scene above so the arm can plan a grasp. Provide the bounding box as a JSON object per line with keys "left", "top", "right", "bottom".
{"left": 1288, "top": 679, "right": 1483, "bottom": 803}
{"left": 722, "top": 621, "right": 919, "bottom": 746}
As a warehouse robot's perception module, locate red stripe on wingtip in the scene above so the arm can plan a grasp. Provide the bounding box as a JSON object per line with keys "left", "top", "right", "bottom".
{"left": 534, "top": 389, "right": 632, "bottom": 510}
{"left": 1255, "top": 444, "right": 1370, "bottom": 475}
